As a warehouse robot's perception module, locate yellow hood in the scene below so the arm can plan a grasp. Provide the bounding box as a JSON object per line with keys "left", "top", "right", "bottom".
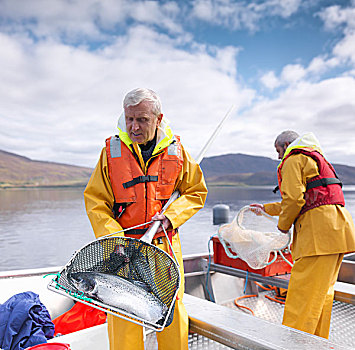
{"left": 282, "top": 132, "right": 323, "bottom": 161}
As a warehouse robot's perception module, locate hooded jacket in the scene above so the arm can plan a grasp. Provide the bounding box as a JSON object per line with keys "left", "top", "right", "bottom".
{"left": 84, "top": 113, "right": 207, "bottom": 238}
{"left": 277, "top": 147, "right": 344, "bottom": 217}
{"left": 264, "top": 133, "right": 355, "bottom": 259}
{"left": 105, "top": 133, "right": 183, "bottom": 235}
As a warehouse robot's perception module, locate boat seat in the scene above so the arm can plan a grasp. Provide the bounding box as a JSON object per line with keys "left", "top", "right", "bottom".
{"left": 48, "top": 323, "right": 109, "bottom": 349}
{"left": 0, "top": 268, "right": 74, "bottom": 319}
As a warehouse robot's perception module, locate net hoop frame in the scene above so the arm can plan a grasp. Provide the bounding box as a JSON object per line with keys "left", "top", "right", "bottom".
{"left": 217, "top": 205, "right": 293, "bottom": 269}
{"left": 47, "top": 235, "right": 181, "bottom": 332}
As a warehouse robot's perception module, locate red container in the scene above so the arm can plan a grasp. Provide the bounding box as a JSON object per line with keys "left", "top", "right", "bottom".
{"left": 212, "top": 236, "right": 292, "bottom": 276}
{"left": 25, "top": 343, "right": 71, "bottom": 350}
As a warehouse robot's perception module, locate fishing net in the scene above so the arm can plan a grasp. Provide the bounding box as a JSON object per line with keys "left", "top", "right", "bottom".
{"left": 47, "top": 236, "right": 180, "bottom": 331}
{"left": 218, "top": 206, "right": 292, "bottom": 269}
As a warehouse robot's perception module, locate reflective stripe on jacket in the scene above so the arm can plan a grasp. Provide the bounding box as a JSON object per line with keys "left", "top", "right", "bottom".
{"left": 277, "top": 148, "right": 345, "bottom": 216}
{"left": 105, "top": 135, "right": 183, "bottom": 235}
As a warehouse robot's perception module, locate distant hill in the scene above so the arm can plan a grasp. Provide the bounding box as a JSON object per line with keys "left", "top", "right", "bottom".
{"left": 0, "top": 149, "right": 93, "bottom": 188}
{"left": 1, "top": 149, "right": 355, "bottom": 189}
{"left": 200, "top": 153, "right": 355, "bottom": 186}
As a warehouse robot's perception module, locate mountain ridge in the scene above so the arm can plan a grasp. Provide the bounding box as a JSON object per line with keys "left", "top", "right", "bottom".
{"left": 200, "top": 153, "right": 355, "bottom": 186}
{"left": 1, "top": 149, "right": 355, "bottom": 188}
{"left": 0, "top": 149, "right": 93, "bottom": 188}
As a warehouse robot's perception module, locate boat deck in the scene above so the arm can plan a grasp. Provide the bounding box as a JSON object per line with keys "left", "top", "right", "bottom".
{"left": 222, "top": 290, "right": 355, "bottom": 349}
{"left": 144, "top": 332, "right": 233, "bottom": 350}
{"left": 1, "top": 253, "right": 355, "bottom": 350}
{"left": 183, "top": 254, "right": 355, "bottom": 350}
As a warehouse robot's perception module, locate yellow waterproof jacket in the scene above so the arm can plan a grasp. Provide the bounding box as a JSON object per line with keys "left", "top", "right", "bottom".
{"left": 264, "top": 153, "right": 355, "bottom": 260}
{"left": 84, "top": 116, "right": 208, "bottom": 238}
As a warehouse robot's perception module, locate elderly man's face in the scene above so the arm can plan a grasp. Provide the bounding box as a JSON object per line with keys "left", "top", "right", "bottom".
{"left": 125, "top": 100, "right": 163, "bottom": 145}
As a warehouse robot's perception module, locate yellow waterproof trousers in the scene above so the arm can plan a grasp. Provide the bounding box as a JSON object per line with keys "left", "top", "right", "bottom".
{"left": 282, "top": 253, "right": 344, "bottom": 338}
{"left": 107, "top": 234, "right": 188, "bottom": 350}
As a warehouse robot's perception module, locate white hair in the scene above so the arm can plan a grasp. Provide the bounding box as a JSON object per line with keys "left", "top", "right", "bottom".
{"left": 275, "top": 130, "right": 299, "bottom": 147}
{"left": 123, "top": 88, "right": 162, "bottom": 115}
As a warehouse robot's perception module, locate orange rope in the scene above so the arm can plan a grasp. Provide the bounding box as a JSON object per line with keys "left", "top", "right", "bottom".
{"left": 254, "top": 282, "right": 279, "bottom": 292}
{"left": 265, "top": 295, "right": 286, "bottom": 305}
{"left": 254, "top": 282, "right": 274, "bottom": 291}
{"left": 234, "top": 295, "right": 257, "bottom": 316}
{"left": 255, "top": 282, "right": 286, "bottom": 303}
{"left": 234, "top": 282, "right": 287, "bottom": 315}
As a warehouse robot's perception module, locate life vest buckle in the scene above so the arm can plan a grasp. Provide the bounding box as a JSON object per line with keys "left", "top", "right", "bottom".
{"left": 122, "top": 175, "right": 158, "bottom": 189}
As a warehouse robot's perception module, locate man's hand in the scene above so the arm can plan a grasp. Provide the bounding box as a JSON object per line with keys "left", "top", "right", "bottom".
{"left": 151, "top": 212, "right": 172, "bottom": 233}
{"left": 249, "top": 203, "right": 265, "bottom": 216}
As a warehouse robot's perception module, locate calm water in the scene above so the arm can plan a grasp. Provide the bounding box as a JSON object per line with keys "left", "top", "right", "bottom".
{"left": 1, "top": 186, "right": 355, "bottom": 272}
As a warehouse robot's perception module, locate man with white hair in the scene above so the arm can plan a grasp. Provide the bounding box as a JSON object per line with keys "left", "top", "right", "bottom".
{"left": 251, "top": 130, "right": 355, "bottom": 338}
{"left": 84, "top": 88, "right": 208, "bottom": 349}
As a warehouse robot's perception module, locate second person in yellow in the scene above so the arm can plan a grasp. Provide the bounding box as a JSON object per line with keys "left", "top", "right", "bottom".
{"left": 251, "top": 130, "right": 355, "bottom": 338}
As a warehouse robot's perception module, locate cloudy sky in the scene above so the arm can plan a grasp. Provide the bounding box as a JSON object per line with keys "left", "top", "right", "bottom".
{"left": 1, "top": 0, "right": 355, "bottom": 168}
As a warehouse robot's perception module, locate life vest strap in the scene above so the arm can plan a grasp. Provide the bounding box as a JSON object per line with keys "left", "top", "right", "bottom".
{"left": 124, "top": 228, "right": 147, "bottom": 235}
{"left": 122, "top": 175, "right": 158, "bottom": 189}
{"left": 306, "top": 177, "right": 342, "bottom": 190}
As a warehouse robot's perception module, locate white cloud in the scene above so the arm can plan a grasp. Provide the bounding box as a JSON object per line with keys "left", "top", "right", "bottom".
{"left": 258, "top": 2, "right": 355, "bottom": 92}
{"left": 307, "top": 56, "right": 336, "bottom": 75}
{"left": 318, "top": 3, "right": 355, "bottom": 65}
{"left": 0, "top": 0, "right": 104, "bottom": 40}
{"left": 191, "top": 0, "right": 302, "bottom": 31}
{"left": 0, "top": 23, "right": 253, "bottom": 167}
{"left": 260, "top": 71, "right": 281, "bottom": 89}
{"left": 191, "top": 0, "right": 258, "bottom": 31}
{"left": 318, "top": 4, "right": 355, "bottom": 31}
{"left": 251, "top": 0, "right": 302, "bottom": 18}
{"left": 280, "top": 64, "right": 306, "bottom": 84}
{"left": 1, "top": 0, "right": 355, "bottom": 169}
{"left": 333, "top": 31, "right": 355, "bottom": 65}
{"left": 218, "top": 75, "right": 355, "bottom": 166}
{"left": 0, "top": 0, "right": 183, "bottom": 43}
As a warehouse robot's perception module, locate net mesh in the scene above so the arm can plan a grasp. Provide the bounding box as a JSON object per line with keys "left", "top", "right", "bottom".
{"left": 218, "top": 206, "right": 292, "bottom": 269}
{"left": 48, "top": 236, "right": 180, "bottom": 331}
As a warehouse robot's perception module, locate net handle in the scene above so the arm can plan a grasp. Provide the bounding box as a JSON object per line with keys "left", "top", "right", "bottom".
{"left": 141, "top": 105, "right": 235, "bottom": 244}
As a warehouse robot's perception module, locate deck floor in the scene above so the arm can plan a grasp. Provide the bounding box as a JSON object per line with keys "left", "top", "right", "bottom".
{"left": 145, "top": 289, "right": 355, "bottom": 350}
{"left": 223, "top": 289, "right": 355, "bottom": 349}
{"left": 145, "top": 331, "right": 233, "bottom": 350}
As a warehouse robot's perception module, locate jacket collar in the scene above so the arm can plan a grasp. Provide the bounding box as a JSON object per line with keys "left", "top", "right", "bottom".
{"left": 116, "top": 112, "right": 174, "bottom": 155}
{"left": 282, "top": 132, "right": 323, "bottom": 161}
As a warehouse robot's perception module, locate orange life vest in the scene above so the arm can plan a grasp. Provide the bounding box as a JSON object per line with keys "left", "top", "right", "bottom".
{"left": 277, "top": 148, "right": 344, "bottom": 216}
{"left": 105, "top": 135, "right": 183, "bottom": 238}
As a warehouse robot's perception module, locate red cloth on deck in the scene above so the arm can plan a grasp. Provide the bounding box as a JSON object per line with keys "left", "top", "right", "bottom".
{"left": 52, "top": 302, "right": 106, "bottom": 335}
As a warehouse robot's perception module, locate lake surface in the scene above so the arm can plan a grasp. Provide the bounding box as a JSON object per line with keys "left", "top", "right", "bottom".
{"left": 1, "top": 186, "right": 355, "bottom": 272}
